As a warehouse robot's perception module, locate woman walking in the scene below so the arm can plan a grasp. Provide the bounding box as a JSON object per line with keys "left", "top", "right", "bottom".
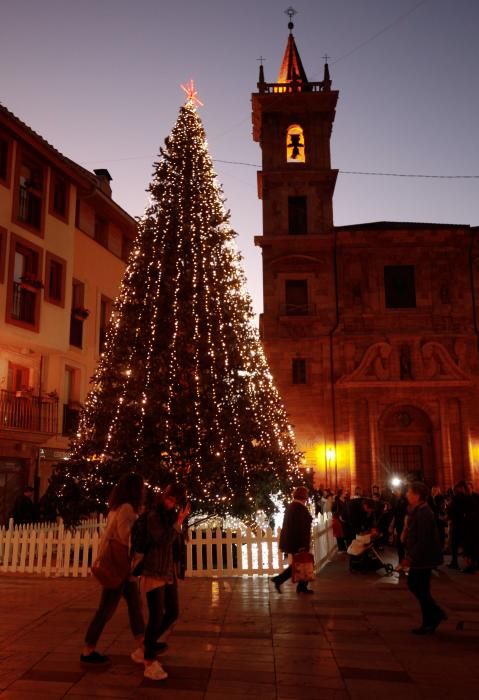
{"left": 271, "top": 486, "right": 313, "bottom": 594}
{"left": 135, "top": 483, "right": 190, "bottom": 681}
{"left": 81, "top": 472, "right": 145, "bottom": 665}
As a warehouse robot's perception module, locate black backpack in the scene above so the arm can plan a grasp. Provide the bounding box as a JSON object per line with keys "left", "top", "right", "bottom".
{"left": 130, "top": 511, "right": 149, "bottom": 554}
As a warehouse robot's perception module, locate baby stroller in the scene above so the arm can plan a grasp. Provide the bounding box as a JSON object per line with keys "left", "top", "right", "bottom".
{"left": 347, "top": 531, "right": 394, "bottom": 575}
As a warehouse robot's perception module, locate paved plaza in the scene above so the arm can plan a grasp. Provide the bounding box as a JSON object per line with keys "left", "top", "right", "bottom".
{"left": 0, "top": 553, "right": 478, "bottom": 699}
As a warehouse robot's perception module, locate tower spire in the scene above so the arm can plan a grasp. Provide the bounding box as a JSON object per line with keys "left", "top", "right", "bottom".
{"left": 278, "top": 8, "right": 308, "bottom": 85}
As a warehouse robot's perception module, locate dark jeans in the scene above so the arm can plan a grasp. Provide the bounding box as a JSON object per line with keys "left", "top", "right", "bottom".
{"left": 144, "top": 582, "right": 179, "bottom": 660}
{"left": 85, "top": 578, "right": 144, "bottom": 647}
{"left": 407, "top": 568, "right": 443, "bottom": 627}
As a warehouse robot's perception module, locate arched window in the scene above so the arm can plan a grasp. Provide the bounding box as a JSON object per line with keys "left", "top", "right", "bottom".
{"left": 286, "top": 124, "right": 305, "bottom": 163}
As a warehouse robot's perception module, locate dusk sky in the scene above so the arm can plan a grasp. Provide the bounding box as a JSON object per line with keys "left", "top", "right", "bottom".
{"left": 2, "top": 0, "right": 478, "bottom": 314}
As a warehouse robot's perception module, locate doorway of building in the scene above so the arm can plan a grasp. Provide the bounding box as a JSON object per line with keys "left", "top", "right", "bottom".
{"left": 379, "top": 405, "right": 435, "bottom": 484}
{"left": 0, "top": 459, "right": 25, "bottom": 525}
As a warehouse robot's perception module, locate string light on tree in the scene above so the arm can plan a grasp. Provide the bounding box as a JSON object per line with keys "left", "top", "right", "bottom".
{"left": 46, "top": 84, "right": 301, "bottom": 526}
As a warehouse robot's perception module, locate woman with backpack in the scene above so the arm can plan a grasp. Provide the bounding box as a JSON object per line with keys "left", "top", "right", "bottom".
{"left": 131, "top": 483, "right": 190, "bottom": 681}
{"left": 80, "top": 472, "right": 145, "bottom": 666}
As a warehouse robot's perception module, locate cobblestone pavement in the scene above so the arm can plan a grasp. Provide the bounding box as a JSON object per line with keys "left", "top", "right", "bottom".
{"left": 0, "top": 552, "right": 479, "bottom": 699}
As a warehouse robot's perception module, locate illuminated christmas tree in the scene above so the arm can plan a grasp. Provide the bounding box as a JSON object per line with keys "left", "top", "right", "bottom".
{"left": 49, "top": 87, "right": 300, "bottom": 525}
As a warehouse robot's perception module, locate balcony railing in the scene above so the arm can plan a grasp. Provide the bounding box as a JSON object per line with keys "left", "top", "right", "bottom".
{"left": 280, "top": 302, "right": 317, "bottom": 317}
{"left": 0, "top": 390, "right": 58, "bottom": 434}
{"left": 258, "top": 80, "right": 330, "bottom": 94}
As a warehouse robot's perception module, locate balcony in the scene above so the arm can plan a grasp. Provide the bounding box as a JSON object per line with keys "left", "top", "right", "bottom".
{"left": 0, "top": 389, "right": 58, "bottom": 435}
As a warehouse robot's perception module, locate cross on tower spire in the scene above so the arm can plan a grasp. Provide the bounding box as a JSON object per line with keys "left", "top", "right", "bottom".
{"left": 284, "top": 6, "right": 297, "bottom": 33}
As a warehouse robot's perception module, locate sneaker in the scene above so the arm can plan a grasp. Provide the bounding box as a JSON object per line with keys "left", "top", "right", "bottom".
{"left": 80, "top": 650, "right": 110, "bottom": 665}
{"left": 144, "top": 660, "right": 168, "bottom": 681}
{"left": 132, "top": 643, "right": 168, "bottom": 664}
{"left": 131, "top": 647, "right": 144, "bottom": 664}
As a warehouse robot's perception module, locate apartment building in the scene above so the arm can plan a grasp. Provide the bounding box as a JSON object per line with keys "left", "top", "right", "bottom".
{"left": 0, "top": 104, "right": 137, "bottom": 522}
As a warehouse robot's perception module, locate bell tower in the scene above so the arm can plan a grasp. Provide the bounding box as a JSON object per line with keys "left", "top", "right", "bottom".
{"left": 252, "top": 16, "right": 340, "bottom": 484}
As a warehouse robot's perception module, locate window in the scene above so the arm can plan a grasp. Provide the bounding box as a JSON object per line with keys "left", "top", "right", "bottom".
{"left": 16, "top": 155, "right": 45, "bottom": 233}
{"left": 284, "top": 279, "right": 309, "bottom": 316}
{"left": 7, "top": 363, "right": 30, "bottom": 392}
{"left": 0, "top": 226, "right": 6, "bottom": 283}
{"left": 0, "top": 134, "right": 11, "bottom": 185}
{"left": 288, "top": 196, "right": 307, "bottom": 235}
{"left": 44, "top": 252, "right": 66, "bottom": 306}
{"left": 389, "top": 445, "right": 423, "bottom": 476}
{"left": 99, "top": 295, "right": 113, "bottom": 353}
{"left": 384, "top": 265, "right": 416, "bottom": 309}
{"left": 50, "top": 172, "right": 69, "bottom": 220}
{"left": 286, "top": 124, "right": 305, "bottom": 163}
{"left": 94, "top": 216, "right": 108, "bottom": 246}
{"left": 69, "top": 280, "right": 85, "bottom": 348}
{"left": 292, "top": 358, "right": 307, "bottom": 384}
{"left": 62, "top": 366, "right": 81, "bottom": 436}
{"left": 6, "top": 234, "right": 43, "bottom": 330}
{"left": 121, "top": 234, "right": 132, "bottom": 262}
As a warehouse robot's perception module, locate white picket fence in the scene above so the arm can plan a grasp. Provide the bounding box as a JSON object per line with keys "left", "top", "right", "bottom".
{"left": 0, "top": 512, "right": 336, "bottom": 579}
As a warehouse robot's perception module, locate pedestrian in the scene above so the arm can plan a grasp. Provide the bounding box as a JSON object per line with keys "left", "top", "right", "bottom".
{"left": 11, "top": 485, "right": 37, "bottom": 525}
{"left": 332, "top": 489, "right": 348, "bottom": 551}
{"left": 447, "top": 481, "right": 468, "bottom": 569}
{"left": 271, "top": 485, "right": 313, "bottom": 594}
{"left": 135, "top": 483, "right": 190, "bottom": 681}
{"left": 403, "top": 481, "right": 447, "bottom": 635}
{"left": 391, "top": 485, "right": 408, "bottom": 565}
{"left": 81, "top": 473, "right": 145, "bottom": 666}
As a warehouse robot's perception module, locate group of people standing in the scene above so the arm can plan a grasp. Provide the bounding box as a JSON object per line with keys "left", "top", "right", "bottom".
{"left": 81, "top": 473, "right": 190, "bottom": 682}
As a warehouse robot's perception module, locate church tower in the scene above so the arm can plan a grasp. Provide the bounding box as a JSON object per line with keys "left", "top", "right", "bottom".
{"left": 252, "top": 16, "right": 340, "bottom": 484}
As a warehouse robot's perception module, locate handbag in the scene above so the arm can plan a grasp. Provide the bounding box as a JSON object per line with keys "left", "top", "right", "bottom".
{"left": 292, "top": 551, "right": 315, "bottom": 583}
{"left": 91, "top": 538, "right": 130, "bottom": 589}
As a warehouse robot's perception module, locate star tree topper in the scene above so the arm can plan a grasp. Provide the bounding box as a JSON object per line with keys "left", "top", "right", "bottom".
{"left": 180, "top": 79, "right": 204, "bottom": 107}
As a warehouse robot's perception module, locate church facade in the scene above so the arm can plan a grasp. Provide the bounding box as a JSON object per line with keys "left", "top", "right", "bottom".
{"left": 252, "top": 27, "right": 479, "bottom": 490}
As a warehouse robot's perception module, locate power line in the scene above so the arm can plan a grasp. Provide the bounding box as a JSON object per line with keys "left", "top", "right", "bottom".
{"left": 215, "top": 160, "right": 479, "bottom": 179}
{"left": 339, "top": 170, "right": 479, "bottom": 179}
{"left": 81, "top": 156, "right": 479, "bottom": 179}
{"left": 331, "top": 0, "right": 430, "bottom": 66}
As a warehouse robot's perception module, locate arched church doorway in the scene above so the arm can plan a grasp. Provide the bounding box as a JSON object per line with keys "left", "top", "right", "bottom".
{"left": 379, "top": 405, "right": 435, "bottom": 484}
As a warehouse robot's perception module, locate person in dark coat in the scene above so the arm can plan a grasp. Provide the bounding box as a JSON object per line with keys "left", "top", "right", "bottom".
{"left": 137, "top": 484, "right": 190, "bottom": 681}
{"left": 403, "top": 482, "right": 447, "bottom": 635}
{"left": 391, "top": 486, "right": 409, "bottom": 563}
{"left": 447, "top": 482, "right": 468, "bottom": 569}
{"left": 11, "top": 486, "right": 37, "bottom": 525}
{"left": 271, "top": 486, "right": 313, "bottom": 594}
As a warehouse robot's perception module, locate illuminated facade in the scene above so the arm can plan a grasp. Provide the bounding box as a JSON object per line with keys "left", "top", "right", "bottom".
{"left": 253, "top": 26, "right": 479, "bottom": 490}
{"left": 0, "top": 104, "right": 136, "bottom": 521}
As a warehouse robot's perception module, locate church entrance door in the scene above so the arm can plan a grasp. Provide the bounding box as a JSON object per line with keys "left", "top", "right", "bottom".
{"left": 379, "top": 405, "right": 435, "bottom": 484}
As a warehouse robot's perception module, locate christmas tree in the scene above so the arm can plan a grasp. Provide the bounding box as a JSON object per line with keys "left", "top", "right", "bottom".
{"left": 48, "top": 87, "right": 300, "bottom": 525}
